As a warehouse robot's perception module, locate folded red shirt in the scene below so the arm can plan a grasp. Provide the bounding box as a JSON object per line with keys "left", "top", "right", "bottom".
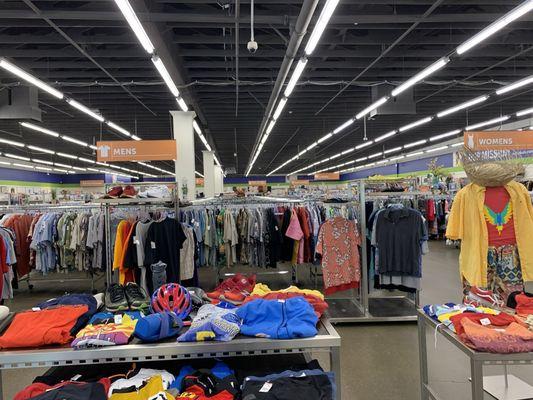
{"left": 450, "top": 312, "right": 516, "bottom": 336}
{"left": 515, "top": 293, "right": 533, "bottom": 316}
{"left": 0, "top": 305, "right": 88, "bottom": 349}
{"left": 14, "top": 378, "right": 110, "bottom": 400}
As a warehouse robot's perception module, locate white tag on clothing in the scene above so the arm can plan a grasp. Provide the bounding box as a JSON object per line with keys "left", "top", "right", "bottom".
{"left": 191, "top": 219, "right": 195, "bottom": 223}
{"left": 479, "top": 318, "right": 491, "bottom": 326}
{"left": 133, "top": 236, "right": 140, "bottom": 245}
{"left": 259, "top": 382, "right": 273, "bottom": 393}
{"left": 31, "top": 307, "right": 40, "bottom": 312}
{"left": 151, "top": 241, "right": 156, "bottom": 249}
{"left": 114, "top": 314, "right": 123, "bottom": 324}
{"left": 71, "top": 374, "right": 82, "bottom": 381}
{"left": 207, "top": 226, "right": 211, "bottom": 231}
{"left": 274, "top": 226, "right": 278, "bottom": 231}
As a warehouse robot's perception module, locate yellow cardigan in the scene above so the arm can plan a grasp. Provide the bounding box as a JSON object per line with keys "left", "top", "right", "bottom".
{"left": 446, "top": 181, "right": 533, "bottom": 287}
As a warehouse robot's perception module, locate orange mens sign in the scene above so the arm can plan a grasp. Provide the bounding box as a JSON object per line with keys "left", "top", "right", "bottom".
{"left": 464, "top": 131, "right": 533, "bottom": 151}
{"left": 314, "top": 172, "right": 340, "bottom": 181}
{"left": 96, "top": 140, "right": 177, "bottom": 162}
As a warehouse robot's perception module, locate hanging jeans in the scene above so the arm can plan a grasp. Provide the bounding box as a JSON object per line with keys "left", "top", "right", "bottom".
{"left": 150, "top": 261, "right": 167, "bottom": 289}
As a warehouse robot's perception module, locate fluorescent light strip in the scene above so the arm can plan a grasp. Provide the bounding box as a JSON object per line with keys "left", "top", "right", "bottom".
{"left": 78, "top": 157, "right": 95, "bottom": 164}
{"left": 285, "top": 58, "right": 308, "bottom": 97}
{"left": 5, "top": 153, "right": 30, "bottom": 161}
{"left": 266, "top": 120, "right": 276, "bottom": 135}
{"left": 106, "top": 121, "right": 131, "bottom": 137}
{"left": 384, "top": 146, "right": 402, "bottom": 154}
{"left": 13, "top": 163, "right": 34, "bottom": 169}
{"left": 177, "top": 97, "right": 188, "bottom": 112}
{"left": 437, "top": 96, "right": 488, "bottom": 118}
{"left": 404, "top": 139, "right": 427, "bottom": 149}
{"left": 67, "top": 99, "right": 104, "bottom": 122}
{"left": 54, "top": 162, "right": 72, "bottom": 168}
{"left": 430, "top": 129, "right": 461, "bottom": 142}
{"left": 465, "top": 115, "right": 510, "bottom": 130}
{"left": 516, "top": 107, "right": 533, "bottom": 117}
{"left": 151, "top": 56, "right": 180, "bottom": 97}
{"left": 406, "top": 151, "right": 424, "bottom": 157}
{"left": 0, "top": 138, "right": 24, "bottom": 147}
{"left": 114, "top": 0, "right": 155, "bottom": 54}
{"left": 273, "top": 98, "right": 288, "bottom": 120}
{"left": 317, "top": 133, "right": 332, "bottom": 144}
{"left": 426, "top": 145, "right": 449, "bottom": 153}
{"left": 195, "top": 171, "right": 204, "bottom": 177}
{"left": 368, "top": 152, "right": 383, "bottom": 159}
{"left": 374, "top": 130, "right": 397, "bottom": 142}
{"left": 333, "top": 118, "right": 355, "bottom": 134}
{"left": 0, "top": 58, "right": 64, "bottom": 99}
{"left": 496, "top": 75, "right": 533, "bottom": 95}
{"left": 356, "top": 96, "right": 388, "bottom": 120}
{"left": 33, "top": 159, "right": 54, "bottom": 165}
{"left": 305, "top": 0, "right": 340, "bottom": 55}
{"left": 27, "top": 145, "right": 54, "bottom": 154}
{"left": 456, "top": 1, "right": 533, "bottom": 55}
{"left": 131, "top": 135, "right": 141, "bottom": 141}
{"left": 35, "top": 166, "right": 52, "bottom": 171}
{"left": 20, "top": 122, "right": 60, "bottom": 137}
{"left": 355, "top": 141, "right": 373, "bottom": 150}
{"left": 57, "top": 152, "right": 78, "bottom": 160}
{"left": 62, "top": 135, "right": 88, "bottom": 147}
{"left": 399, "top": 117, "right": 432, "bottom": 132}
{"left": 391, "top": 57, "right": 449, "bottom": 97}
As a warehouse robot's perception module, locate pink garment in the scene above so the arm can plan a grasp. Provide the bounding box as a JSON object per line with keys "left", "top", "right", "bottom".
{"left": 316, "top": 217, "right": 361, "bottom": 294}
{"left": 285, "top": 209, "right": 304, "bottom": 241}
{"left": 298, "top": 238, "right": 304, "bottom": 264}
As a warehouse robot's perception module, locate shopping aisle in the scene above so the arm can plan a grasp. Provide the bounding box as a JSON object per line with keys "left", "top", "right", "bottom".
{"left": 0, "top": 241, "right": 486, "bottom": 399}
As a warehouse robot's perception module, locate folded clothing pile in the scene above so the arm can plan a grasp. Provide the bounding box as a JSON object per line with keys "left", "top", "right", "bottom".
{"left": 0, "top": 305, "right": 89, "bottom": 349}
{"left": 424, "top": 302, "right": 533, "bottom": 354}
{"left": 178, "top": 303, "right": 241, "bottom": 342}
{"left": 242, "top": 368, "right": 335, "bottom": 400}
{"left": 108, "top": 368, "right": 176, "bottom": 399}
{"left": 14, "top": 378, "right": 110, "bottom": 400}
{"left": 72, "top": 312, "right": 139, "bottom": 349}
{"left": 245, "top": 283, "right": 328, "bottom": 318}
{"left": 236, "top": 297, "right": 318, "bottom": 339}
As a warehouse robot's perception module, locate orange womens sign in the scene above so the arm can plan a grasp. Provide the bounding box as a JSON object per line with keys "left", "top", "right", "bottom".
{"left": 314, "top": 172, "right": 340, "bottom": 181}
{"left": 96, "top": 140, "right": 177, "bottom": 162}
{"left": 464, "top": 131, "right": 533, "bottom": 151}
{"left": 248, "top": 180, "right": 267, "bottom": 186}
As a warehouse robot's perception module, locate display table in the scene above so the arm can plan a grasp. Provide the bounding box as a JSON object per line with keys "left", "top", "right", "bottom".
{"left": 0, "top": 317, "right": 341, "bottom": 399}
{"left": 418, "top": 309, "right": 533, "bottom": 400}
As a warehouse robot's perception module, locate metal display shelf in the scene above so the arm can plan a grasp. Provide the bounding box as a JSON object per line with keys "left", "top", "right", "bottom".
{"left": 0, "top": 317, "right": 341, "bottom": 399}
{"left": 418, "top": 309, "right": 533, "bottom": 400}
{"left": 94, "top": 197, "right": 174, "bottom": 205}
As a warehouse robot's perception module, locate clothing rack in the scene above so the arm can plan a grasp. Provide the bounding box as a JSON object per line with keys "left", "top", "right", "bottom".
{"left": 326, "top": 180, "right": 419, "bottom": 324}
{"left": 0, "top": 203, "right": 106, "bottom": 293}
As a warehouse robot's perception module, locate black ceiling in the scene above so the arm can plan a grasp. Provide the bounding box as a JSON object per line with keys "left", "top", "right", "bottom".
{"left": 0, "top": 0, "right": 532, "bottom": 176}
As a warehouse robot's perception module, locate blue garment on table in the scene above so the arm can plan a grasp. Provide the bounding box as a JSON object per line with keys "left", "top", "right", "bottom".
{"left": 134, "top": 311, "right": 183, "bottom": 342}
{"left": 236, "top": 297, "right": 318, "bottom": 339}
{"left": 170, "top": 361, "right": 233, "bottom": 390}
{"left": 177, "top": 304, "right": 240, "bottom": 342}
{"left": 89, "top": 311, "right": 144, "bottom": 324}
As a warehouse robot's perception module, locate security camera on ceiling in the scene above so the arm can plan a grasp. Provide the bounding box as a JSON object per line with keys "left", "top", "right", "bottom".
{"left": 247, "top": 0, "right": 258, "bottom": 54}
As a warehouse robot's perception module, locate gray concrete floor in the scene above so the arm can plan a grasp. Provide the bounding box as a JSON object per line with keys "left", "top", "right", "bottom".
{"left": 2, "top": 241, "right": 532, "bottom": 399}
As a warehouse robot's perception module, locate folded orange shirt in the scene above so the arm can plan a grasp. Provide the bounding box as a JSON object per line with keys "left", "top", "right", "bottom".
{"left": 0, "top": 305, "right": 88, "bottom": 349}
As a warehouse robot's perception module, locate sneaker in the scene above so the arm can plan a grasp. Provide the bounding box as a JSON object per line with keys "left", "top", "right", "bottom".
{"left": 105, "top": 283, "right": 129, "bottom": 312}
{"left": 103, "top": 186, "right": 123, "bottom": 199}
{"left": 222, "top": 274, "right": 256, "bottom": 304}
{"left": 465, "top": 286, "right": 504, "bottom": 308}
{"left": 120, "top": 185, "right": 138, "bottom": 198}
{"left": 124, "top": 282, "right": 150, "bottom": 311}
{"left": 146, "top": 185, "right": 172, "bottom": 199}
{"left": 207, "top": 274, "right": 244, "bottom": 300}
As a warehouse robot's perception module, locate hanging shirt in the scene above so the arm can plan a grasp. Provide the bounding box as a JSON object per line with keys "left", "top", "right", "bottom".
{"left": 483, "top": 186, "right": 516, "bottom": 246}
{"left": 316, "top": 217, "right": 361, "bottom": 294}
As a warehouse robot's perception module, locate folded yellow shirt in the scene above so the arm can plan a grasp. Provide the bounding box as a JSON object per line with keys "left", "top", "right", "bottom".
{"left": 109, "top": 375, "right": 175, "bottom": 400}
{"left": 252, "top": 283, "right": 324, "bottom": 299}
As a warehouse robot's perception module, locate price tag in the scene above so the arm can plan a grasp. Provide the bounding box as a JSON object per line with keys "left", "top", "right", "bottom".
{"left": 133, "top": 236, "right": 140, "bottom": 245}
{"left": 151, "top": 241, "right": 156, "bottom": 249}
{"left": 259, "top": 382, "right": 273, "bottom": 393}
{"left": 31, "top": 307, "right": 40, "bottom": 312}
{"left": 114, "top": 314, "right": 123, "bottom": 324}
{"left": 479, "top": 318, "right": 491, "bottom": 326}
{"left": 274, "top": 226, "right": 279, "bottom": 231}
{"left": 71, "top": 374, "right": 82, "bottom": 381}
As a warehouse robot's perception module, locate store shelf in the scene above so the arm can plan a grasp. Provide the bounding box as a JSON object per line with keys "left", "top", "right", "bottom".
{"left": 94, "top": 197, "right": 174, "bottom": 205}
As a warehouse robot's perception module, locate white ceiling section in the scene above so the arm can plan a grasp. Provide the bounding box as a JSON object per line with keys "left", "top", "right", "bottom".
{"left": 1, "top": 0, "right": 533, "bottom": 177}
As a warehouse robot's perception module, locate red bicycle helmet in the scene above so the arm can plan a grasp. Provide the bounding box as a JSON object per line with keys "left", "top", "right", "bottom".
{"left": 150, "top": 283, "right": 192, "bottom": 319}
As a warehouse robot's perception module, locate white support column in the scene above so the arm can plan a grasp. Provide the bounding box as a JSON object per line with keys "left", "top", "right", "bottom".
{"left": 170, "top": 110, "right": 196, "bottom": 201}
{"left": 202, "top": 150, "right": 215, "bottom": 198}
{"left": 214, "top": 165, "right": 224, "bottom": 194}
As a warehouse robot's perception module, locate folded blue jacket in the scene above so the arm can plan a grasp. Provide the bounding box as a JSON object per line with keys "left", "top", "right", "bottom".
{"left": 236, "top": 297, "right": 318, "bottom": 339}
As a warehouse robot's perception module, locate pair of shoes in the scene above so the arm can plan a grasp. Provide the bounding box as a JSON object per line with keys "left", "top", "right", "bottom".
{"left": 138, "top": 185, "right": 172, "bottom": 199}
{"left": 464, "top": 286, "right": 504, "bottom": 308}
{"left": 207, "top": 273, "right": 256, "bottom": 304}
{"left": 102, "top": 185, "right": 138, "bottom": 199}
{"left": 105, "top": 282, "right": 150, "bottom": 312}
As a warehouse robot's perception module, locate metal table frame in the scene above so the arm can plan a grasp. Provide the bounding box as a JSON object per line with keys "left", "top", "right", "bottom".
{"left": 418, "top": 309, "right": 533, "bottom": 400}
{"left": 0, "top": 317, "right": 341, "bottom": 399}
